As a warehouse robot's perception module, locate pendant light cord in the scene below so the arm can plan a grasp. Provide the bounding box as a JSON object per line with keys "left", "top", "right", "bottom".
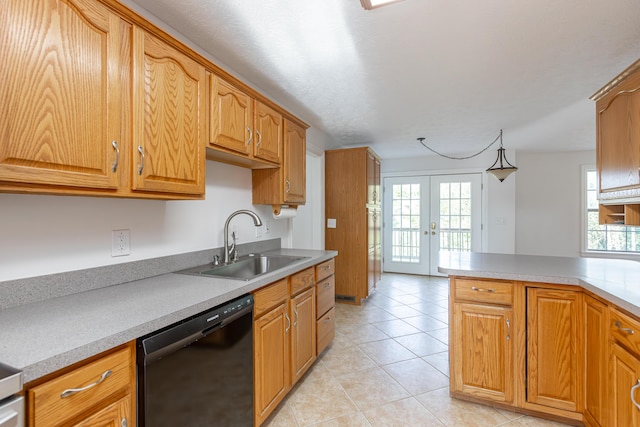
{"left": 417, "top": 129, "right": 503, "bottom": 160}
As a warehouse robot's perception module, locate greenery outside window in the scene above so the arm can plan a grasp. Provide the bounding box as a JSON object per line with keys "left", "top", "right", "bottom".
{"left": 585, "top": 168, "right": 640, "bottom": 253}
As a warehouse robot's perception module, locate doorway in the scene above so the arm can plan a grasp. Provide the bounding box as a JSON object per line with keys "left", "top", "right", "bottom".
{"left": 382, "top": 173, "right": 482, "bottom": 276}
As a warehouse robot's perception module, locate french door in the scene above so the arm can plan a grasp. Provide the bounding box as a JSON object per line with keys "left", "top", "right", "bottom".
{"left": 383, "top": 174, "right": 482, "bottom": 276}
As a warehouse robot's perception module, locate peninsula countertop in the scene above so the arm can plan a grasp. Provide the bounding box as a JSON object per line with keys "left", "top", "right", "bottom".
{"left": 0, "top": 248, "right": 337, "bottom": 383}
{"left": 439, "top": 252, "right": 640, "bottom": 317}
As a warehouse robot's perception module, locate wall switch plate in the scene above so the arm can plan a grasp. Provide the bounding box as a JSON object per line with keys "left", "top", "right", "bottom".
{"left": 112, "top": 229, "right": 130, "bottom": 257}
{"left": 327, "top": 218, "right": 337, "bottom": 228}
{"left": 264, "top": 220, "right": 271, "bottom": 235}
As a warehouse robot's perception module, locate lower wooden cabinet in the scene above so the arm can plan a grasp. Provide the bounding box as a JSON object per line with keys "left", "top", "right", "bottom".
{"left": 253, "top": 295, "right": 290, "bottom": 427}
{"left": 584, "top": 295, "right": 608, "bottom": 427}
{"left": 26, "top": 342, "right": 136, "bottom": 427}
{"left": 451, "top": 302, "right": 514, "bottom": 404}
{"left": 253, "top": 259, "right": 334, "bottom": 426}
{"left": 526, "top": 288, "right": 582, "bottom": 414}
{"left": 290, "top": 286, "right": 316, "bottom": 384}
{"left": 610, "top": 342, "right": 640, "bottom": 426}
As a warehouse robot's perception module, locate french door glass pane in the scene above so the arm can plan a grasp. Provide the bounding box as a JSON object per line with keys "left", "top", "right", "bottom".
{"left": 391, "top": 183, "right": 420, "bottom": 263}
{"left": 440, "top": 181, "right": 472, "bottom": 251}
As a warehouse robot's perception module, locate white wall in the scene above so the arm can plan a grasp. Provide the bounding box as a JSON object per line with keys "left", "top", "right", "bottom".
{"left": 382, "top": 149, "right": 517, "bottom": 254}
{"left": 515, "top": 150, "right": 595, "bottom": 257}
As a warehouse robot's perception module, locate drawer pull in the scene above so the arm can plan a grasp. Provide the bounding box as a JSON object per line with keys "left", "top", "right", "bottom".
{"left": 61, "top": 370, "right": 112, "bottom": 398}
{"left": 471, "top": 286, "right": 495, "bottom": 293}
{"left": 616, "top": 320, "right": 635, "bottom": 335}
{"left": 631, "top": 379, "right": 640, "bottom": 410}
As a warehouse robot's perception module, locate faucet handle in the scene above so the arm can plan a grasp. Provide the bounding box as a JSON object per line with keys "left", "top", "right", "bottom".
{"left": 212, "top": 255, "right": 220, "bottom": 265}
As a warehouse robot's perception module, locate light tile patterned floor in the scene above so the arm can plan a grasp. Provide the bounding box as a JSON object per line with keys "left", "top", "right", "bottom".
{"left": 264, "top": 273, "right": 570, "bottom": 427}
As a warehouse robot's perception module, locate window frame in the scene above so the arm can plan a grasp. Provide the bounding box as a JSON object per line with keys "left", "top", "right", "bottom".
{"left": 581, "top": 165, "right": 640, "bottom": 259}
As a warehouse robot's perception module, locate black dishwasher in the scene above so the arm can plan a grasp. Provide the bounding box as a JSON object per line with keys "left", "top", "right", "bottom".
{"left": 137, "top": 294, "right": 254, "bottom": 427}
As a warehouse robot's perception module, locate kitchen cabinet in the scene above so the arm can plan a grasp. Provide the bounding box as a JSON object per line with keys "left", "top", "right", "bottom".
{"left": 450, "top": 278, "right": 514, "bottom": 404}
{"left": 253, "top": 260, "right": 334, "bottom": 426}
{"left": 325, "top": 147, "right": 382, "bottom": 304}
{"left": 526, "top": 288, "right": 583, "bottom": 414}
{"left": 209, "top": 75, "right": 282, "bottom": 165}
{"left": 0, "top": 0, "right": 124, "bottom": 192}
{"left": 0, "top": 0, "right": 206, "bottom": 199}
{"left": 26, "top": 342, "right": 136, "bottom": 427}
{"left": 316, "top": 258, "right": 336, "bottom": 355}
{"left": 584, "top": 294, "right": 608, "bottom": 427}
{"left": 132, "top": 27, "right": 206, "bottom": 196}
{"left": 289, "top": 268, "right": 316, "bottom": 385}
{"left": 592, "top": 58, "right": 640, "bottom": 223}
{"left": 609, "top": 307, "right": 640, "bottom": 426}
{"left": 253, "top": 278, "right": 290, "bottom": 427}
{"left": 252, "top": 118, "right": 307, "bottom": 209}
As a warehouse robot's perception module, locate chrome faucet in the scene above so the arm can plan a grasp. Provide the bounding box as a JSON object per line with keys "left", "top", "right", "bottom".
{"left": 223, "top": 209, "right": 263, "bottom": 264}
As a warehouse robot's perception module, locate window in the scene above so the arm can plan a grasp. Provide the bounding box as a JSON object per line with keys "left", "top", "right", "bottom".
{"left": 585, "top": 168, "right": 640, "bottom": 253}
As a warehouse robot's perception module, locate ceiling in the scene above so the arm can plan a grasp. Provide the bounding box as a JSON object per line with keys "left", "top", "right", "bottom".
{"left": 128, "top": 0, "right": 640, "bottom": 159}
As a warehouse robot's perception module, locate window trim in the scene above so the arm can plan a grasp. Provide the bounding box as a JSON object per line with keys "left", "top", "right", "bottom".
{"left": 580, "top": 165, "right": 640, "bottom": 260}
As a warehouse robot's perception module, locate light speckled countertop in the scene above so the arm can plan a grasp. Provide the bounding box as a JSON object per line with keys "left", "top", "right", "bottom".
{"left": 0, "top": 247, "right": 336, "bottom": 383}
{"left": 439, "top": 252, "right": 640, "bottom": 317}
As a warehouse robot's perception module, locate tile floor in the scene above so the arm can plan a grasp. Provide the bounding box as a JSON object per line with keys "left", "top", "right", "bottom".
{"left": 264, "top": 273, "right": 570, "bottom": 427}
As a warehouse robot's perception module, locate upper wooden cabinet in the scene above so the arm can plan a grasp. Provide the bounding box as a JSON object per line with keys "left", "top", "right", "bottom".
{"left": 132, "top": 27, "right": 206, "bottom": 196}
{"left": 0, "top": 0, "right": 124, "bottom": 191}
{"left": 593, "top": 59, "right": 640, "bottom": 200}
{"left": 209, "top": 75, "right": 282, "bottom": 166}
{"left": 252, "top": 118, "right": 307, "bottom": 208}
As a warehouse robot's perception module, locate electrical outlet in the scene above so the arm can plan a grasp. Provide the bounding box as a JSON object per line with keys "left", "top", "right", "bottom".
{"left": 264, "top": 220, "right": 271, "bottom": 235}
{"left": 112, "top": 229, "right": 130, "bottom": 257}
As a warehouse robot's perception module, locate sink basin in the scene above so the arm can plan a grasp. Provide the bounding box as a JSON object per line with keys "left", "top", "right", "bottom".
{"left": 176, "top": 254, "right": 308, "bottom": 281}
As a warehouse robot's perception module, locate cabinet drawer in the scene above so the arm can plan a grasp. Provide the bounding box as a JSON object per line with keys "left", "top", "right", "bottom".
{"left": 316, "top": 275, "right": 335, "bottom": 318}
{"left": 454, "top": 278, "right": 513, "bottom": 305}
{"left": 610, "top": 308, "right": 640, "bottom": 356}
{"left": 317, "top": 307, "right": 335, "bottom": 355}
{"left": 291, "top": 267, "right": 315, "bottom": 296}
{"left": 29, "top": 346, "right": 133, "bottom": 427}
{"left": 316, "top": 258, "right": 335, "bottom": 282}
{"left": 254, "top": 278, "right": 289, "bottom": 318}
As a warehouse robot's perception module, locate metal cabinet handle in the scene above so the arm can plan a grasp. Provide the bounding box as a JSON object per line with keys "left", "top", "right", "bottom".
{"left": 471, "top": 286, "right": 495, "bottom": 293}
{"left": 293, "top": 306, "right": 298, "bottom": 327}
{"left": 111, "top": 140, "right": 120, "bottom": 172}
{"left": 256, "top": 130, "right": 262, "bottom": 147}
{"left": 137, "top": 146, "right": 145, "bottom": 175}
{"left": 506, "top": 318, "right": 511, "bottom": 341}
{"left": 61, "top": 370, "right": 112, "bottom": 398}
{"left": 121, "top": 418, "right": 128, "bottom": 427}
{"left": 616, "top": 320, "right": 635, "bottom": 335}
{"left": 285, "top": 313, "right": 291, "bottom": 333}
{"left": 285, "top": 178, "right": 291, "bottom": 193}
{"left": 631, "top": 379, "right": 640, "bottom": 411}
{"left": 247, "top": 127, "right": 253, "bottom": 145}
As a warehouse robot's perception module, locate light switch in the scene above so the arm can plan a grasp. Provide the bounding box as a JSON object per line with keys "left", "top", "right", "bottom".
{"left": 327, "top": 218, "right": 337, "bottom": 228}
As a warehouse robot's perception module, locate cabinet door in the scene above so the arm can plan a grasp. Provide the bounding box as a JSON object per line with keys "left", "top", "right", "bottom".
{"left": 610, "top": 342, "right": 640, "bottom": 427}
{"left": 254, "top": 101, "right": 282, "bottom": 164}
{"left": 451, "top": 303, "right": 514, "bottom": 404}
{"left": 596, "top": 72, "right": 640, "bottom": 194}
{"left": 132, "top": 27, "right": 205, "bottom": 195}
{"left": 291, "top": 287, "right": 316, "bottom": 385}
{"left": 527, "top": 288, "right": 582, "bottom": 412}
{"left": 73, "top": 395, "right": 131, "bottom": 427}
{"left": 254, "top": 302, "right": 290, "bottom": 426}
{"left": 210, "top": 76, "right": 253, "bottom": 156}
{"left": 0, "top": 0, "right": 123, "bottom": 190}
{"left": 367, "top": 152, "right": 381, "bottom": 205}
{"left": 367, "top": 209, "right": 378, "bottom": 296}
{"left": 283, "top": 118, "right": 306, "bottom": 204}
{"left": 584, "top": 295, "right": 608, "bottom": 427}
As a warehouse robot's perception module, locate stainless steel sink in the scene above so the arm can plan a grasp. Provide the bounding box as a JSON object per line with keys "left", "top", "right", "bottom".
{"left": 176, "top": 253, "right": 308, "bottom": 281}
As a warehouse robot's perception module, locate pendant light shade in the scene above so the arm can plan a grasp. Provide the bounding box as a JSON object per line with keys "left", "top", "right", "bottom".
{"left": 486, "top": 130, "right": 517, "bottom": 182}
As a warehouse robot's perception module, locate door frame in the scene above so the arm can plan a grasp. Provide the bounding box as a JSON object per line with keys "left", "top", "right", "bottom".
{"left": 381, "top": 168, "right": 488, "bottom": 275}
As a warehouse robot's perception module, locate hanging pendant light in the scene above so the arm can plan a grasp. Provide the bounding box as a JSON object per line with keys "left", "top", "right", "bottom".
{"left": 486, "top": 129, "right": 517, "bottom": 182}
